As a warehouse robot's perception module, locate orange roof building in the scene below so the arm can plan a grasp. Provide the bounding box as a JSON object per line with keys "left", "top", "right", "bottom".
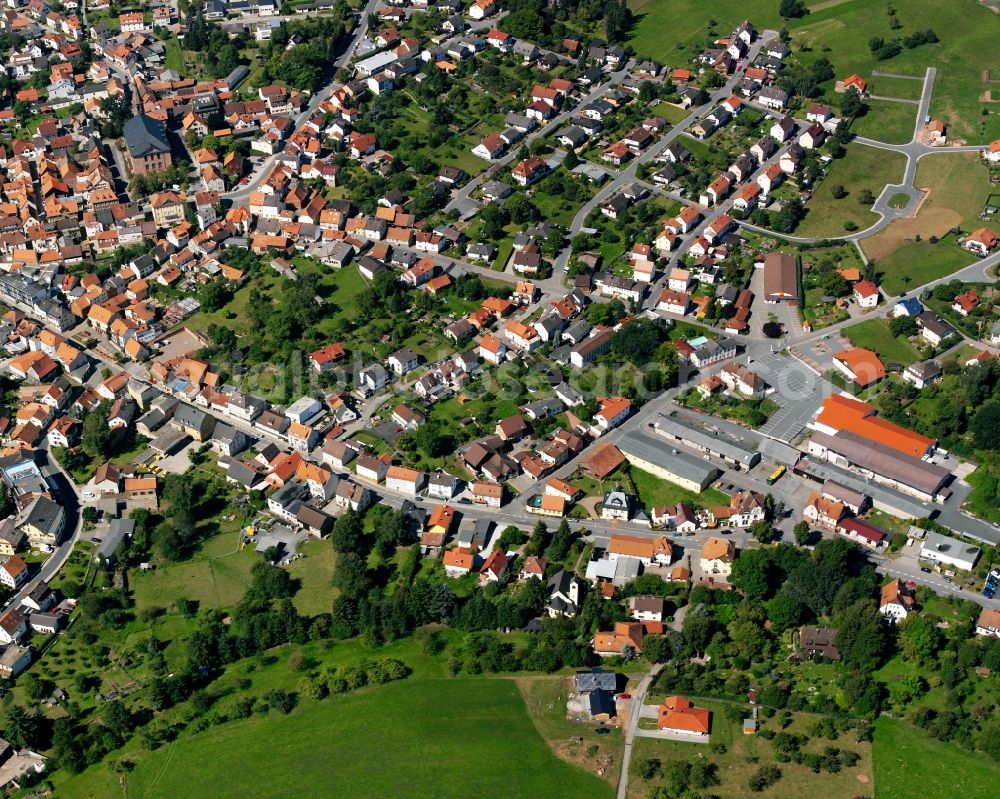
{"left": 670, "top": 564, "right": 692, "bottom": 582}
{"left": 656, "top": 696, "right": 710, "bottom": 736}
{"left": 702, "top": 537, "right": 735, "bottom": 562}
{"left": 581, "top": 444, "right": 625, "bottom": 479}
{"left": 537, "top": 494, "right": 566, "bottom": 516}
{"left": 593, "top": 621, "right": 644, "bottom": 656}
{"left": 812, "top": 394, "right": 934, "bottom": 459}
{"left": 427, "top": 504, "right": 455, "bottom": 535}
{"left": 841, "top": 74, "right": 867, "bottom": 94}
{"left": 607, "top": 534, "right": 672, "bottom": 564}
{"left": 832, "top": 347, "right": 886, "bottom": 388}
{"left": 443, "top": 547, "right": 474, "bottom": 576}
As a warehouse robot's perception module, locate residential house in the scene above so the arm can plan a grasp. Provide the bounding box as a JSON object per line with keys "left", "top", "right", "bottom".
{"left": 879, "top": 578, "right": 914, "bottom": 623}
{"left": 902, "top": 360, "right": 942, "bottom": 390}
{"left": 471, "top": 480, "right": 503, "bottom": 508}
{"left": 607, "top": 534, "right": 671, "bottom": 566}
{"left": 656, "top": 697, "right": 710, "bottom": 738}
{"left": 385, "top": 466, "right": 426, "bottom": 496}
{"left": 629, "top": 595, "right": 666, "bottom": 623}
{"left": 0, "top": 555, "right": 28, "bottom": 589}
{"left": 593, "top": 621, "right": 643, "bottom": 657}
{"left": 833, "top": 348, "right": 886, "bottom": 388}
{"left": 19, "top": 497, "right": 65, "bottom": 548}
{"left": 479, "top": 548, "right": 508, "bottom": 583}
{"left": 387, "top": 347, "right": 419, "bottom": 376}
{"left": 802, "top": 491, "right": 845, "bottom": 531}
{"left": 853, "top": 280, "right": 879, "bottom": 308}
{"left": 798, "top": 626, "right": 840, "bottom": 660}
{"left": 443, "top": 547, "right": 474, "bottom": 578}
{"left": 699, "top": 537, "right": 735, "bottom": 577}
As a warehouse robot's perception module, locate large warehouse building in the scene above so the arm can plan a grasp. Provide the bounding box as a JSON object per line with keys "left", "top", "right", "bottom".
{"left": 763, "top": 252, "right": 797, "bottom": 304}
{"left": 617, "top": 431, "right": 719, "bottom": 493}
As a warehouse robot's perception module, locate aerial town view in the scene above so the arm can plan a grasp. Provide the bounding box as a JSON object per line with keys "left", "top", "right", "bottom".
{"left": 0, "top": 0, "right": 995, "bottom": 795}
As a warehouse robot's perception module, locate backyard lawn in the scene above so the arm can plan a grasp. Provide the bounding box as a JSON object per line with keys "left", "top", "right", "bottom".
{"left": 650, "top": 101, "right": 690, "bottom": 125}
{"left": 872, "top": 717, "right": 1000, "bottom": 799}
{"left": 801, "top": 286, "right": 849, "bottom": 329}
{"left": 57, "top": 677, "right": 614, "bottom": 799}
{"left": 794, "top": 145, "right": 905, "bottom": 238}
{"left": 163, "top": 39, "right": 186, "bottom": 74}
{"left": 843, "top": 318, "right": 921, "bottom": 366}
{"left": 185, "top": 269, "right": 281, "bottom": 337}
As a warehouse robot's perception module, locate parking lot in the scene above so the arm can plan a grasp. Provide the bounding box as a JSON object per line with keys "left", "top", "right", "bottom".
{"left": 749, "top": 352, "right": 834, "bottom": 442}
{"left": 792, "top": 332, "right": 850, "bottom": 375}
{"left": 150, "top": 439, "right": 199, "bottom": 475}
{"left": 156, "top": 329, "right": 207, "bottom": 361}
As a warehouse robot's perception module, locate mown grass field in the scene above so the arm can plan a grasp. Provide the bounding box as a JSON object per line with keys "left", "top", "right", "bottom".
{"left": 58, "top": 677, "right": 614, "bottom": 799}
{"left": 286, "top": 538, "right": 337, "bottom": 617}
{"left": 627, "top": 466, "right": 730, "bottom": 512}
{"left": 849, "top": 99, "right": 920, "bottom": 144}
{"left": 843, "top": 317, "right": 921, "bottom": 366}
{"left": 872, "top": 717, "right": 1000, "bottom": 799}
{"left": 795, "top": 145, "right": 906, "bottom": 237}
{"left": 130, "top": 526, "right": 256, "bottom": 613}
{"left": 871, "top": 234, "right": 973, "bottom": 296}
{"left": 865, "top": 74, "right": 925, "bottom": 101}
{"left": 627, "top": 0, "right": 1000, "bottom": 143}
{"left": 626, "top": 0, "right": 780, "bottom": 57}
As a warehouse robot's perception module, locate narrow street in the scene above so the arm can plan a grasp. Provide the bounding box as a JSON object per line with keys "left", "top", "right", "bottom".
{"left": 617, "top": 664, "right": 663, "bottom": 799}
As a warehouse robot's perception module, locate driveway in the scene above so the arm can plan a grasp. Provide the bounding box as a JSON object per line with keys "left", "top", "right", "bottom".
{"left": 616, "top": 664, "right": 663, "bottom": 799}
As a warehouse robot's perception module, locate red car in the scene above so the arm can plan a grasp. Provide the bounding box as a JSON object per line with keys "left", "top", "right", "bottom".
{"left": 618, "top": 693, "right": 631, "bottom": 700}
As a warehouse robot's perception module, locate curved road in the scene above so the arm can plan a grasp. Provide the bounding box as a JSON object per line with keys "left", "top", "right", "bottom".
{"left": 553, "top": 30, "right": 779, "bottom": 274}
{"left": 736, "top": 67, "right": 987, "bottom": 250}
{"left": 5, "top": 443, "right": 83, "bottom": 610}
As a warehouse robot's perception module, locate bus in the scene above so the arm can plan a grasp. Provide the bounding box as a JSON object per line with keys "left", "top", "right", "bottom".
{"left": 766, "top": 465, "right": 786, "bottom": 485}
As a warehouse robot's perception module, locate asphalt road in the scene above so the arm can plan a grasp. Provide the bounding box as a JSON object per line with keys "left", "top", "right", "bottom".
{"left": 552, "top": 31, "right": 778, "bottom": 274}
{"left": 224, "top": 0, "right": 383, "bottom": 202}
{"left": 616, "top": 663, "right": 663, "bottom": 799}
{"left": 443, "top": 61, "right": 636, "bottom": 216}
{"left": 4, "top": 444, "right": 83, "bottom": 611}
